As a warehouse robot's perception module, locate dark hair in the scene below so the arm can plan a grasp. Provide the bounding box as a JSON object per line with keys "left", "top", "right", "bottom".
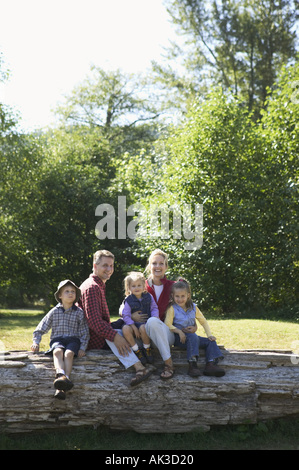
{"left": 169, "top": 277, "right": 194, "bottom": 310}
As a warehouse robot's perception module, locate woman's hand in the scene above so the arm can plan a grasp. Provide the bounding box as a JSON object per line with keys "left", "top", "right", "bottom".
{"left": 131, "top": 310, "right": 148, "bottom": 323}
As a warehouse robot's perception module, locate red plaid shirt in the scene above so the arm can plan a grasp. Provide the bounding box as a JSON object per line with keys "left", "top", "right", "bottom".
{"left": 79, "top": 274, "right": 116, "bottom": 349}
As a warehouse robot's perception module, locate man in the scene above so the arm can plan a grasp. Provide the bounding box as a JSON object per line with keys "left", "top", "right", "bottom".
{"left": 79, "top": 250, "right": 153, "bottom": 386}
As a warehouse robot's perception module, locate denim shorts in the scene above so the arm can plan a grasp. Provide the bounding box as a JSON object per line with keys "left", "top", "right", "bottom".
{"left": 45, "top": 336, "right": 81, "bottom": 356}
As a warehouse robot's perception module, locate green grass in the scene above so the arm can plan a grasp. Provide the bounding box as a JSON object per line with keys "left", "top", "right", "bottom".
{"left": 1, "top": 308, "right": 299, "bottom": 450}
{"left": 1, "top": 308, "right": 298, "bottom": 352}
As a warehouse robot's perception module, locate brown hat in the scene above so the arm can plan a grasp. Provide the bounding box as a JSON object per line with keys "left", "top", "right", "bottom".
{"left": 54, "top": 279, "right": 81, "bottom": 303}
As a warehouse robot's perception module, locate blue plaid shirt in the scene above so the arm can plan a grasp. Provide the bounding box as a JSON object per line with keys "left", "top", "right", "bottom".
{"left": 33, "top": 303, "right": 90, "bottom": 351}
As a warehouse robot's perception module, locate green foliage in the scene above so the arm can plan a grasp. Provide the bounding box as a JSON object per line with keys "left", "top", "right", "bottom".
{"left": 156, "top": 0, "right": 298, "bottom": 117}
{"left": 128, "top": 62, "right": 299, "bottom": 315}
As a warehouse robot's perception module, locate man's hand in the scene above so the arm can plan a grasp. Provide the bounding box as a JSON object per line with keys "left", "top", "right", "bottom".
{"left": 114, "top": 333, "right": 132, "bottom": 357}
{"left": 78, "top": 349, "right": 86, "bottom": 358}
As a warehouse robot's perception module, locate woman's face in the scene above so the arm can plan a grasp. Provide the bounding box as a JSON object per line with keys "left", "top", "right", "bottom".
{"left": 150, "top": 254, "right": 167, "bottom": 280}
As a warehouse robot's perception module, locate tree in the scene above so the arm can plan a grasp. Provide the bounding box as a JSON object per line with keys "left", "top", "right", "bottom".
{"left": 55, "top": 66, "right": 162, "bottom": 156}
{"left": 124, "top": 61, "right": 299, "bottom": 315}
{"left": 153, "top": 0, "right": 298, "bottom": 117}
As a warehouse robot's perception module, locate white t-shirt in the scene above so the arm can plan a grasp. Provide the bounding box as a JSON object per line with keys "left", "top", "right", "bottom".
{"left": 153, "top": 284, "right": 163, "bottom": 302}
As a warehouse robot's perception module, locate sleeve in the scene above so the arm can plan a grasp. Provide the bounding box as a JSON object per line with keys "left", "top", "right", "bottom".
{"left": 164, "top": 306, "right": 176, "bottom": 331}
{"left": 149, "top": 294, "right": 159, "bottom": 318}
{"left": 195, "top": 306, "right": 212, "bottom": 337}
{"left": 32, "top": 309, "right": 54, "bottom": 344}
{"left": 122, "top": 300, "right": 134, "bottom": 325}
{"left": 81, "top": 286, "right": 116, "bottom": 343}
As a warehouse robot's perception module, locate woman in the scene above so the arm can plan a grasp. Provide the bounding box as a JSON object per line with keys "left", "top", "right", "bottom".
{"left": 131, "top": 249, "right": 175, "bottom": 379}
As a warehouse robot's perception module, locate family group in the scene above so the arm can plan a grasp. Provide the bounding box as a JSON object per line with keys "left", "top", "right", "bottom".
{"left": 31, "top": 249, "right": 225, "bottom": 400}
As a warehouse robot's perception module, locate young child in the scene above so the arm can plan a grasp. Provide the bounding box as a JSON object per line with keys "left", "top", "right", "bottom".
{"left": 31, "top": 279, "right": 90, "bottom": 399}
{"left": 121, "top": 271, "right": 159, "bottom": 365}
{"left": 164, "top": 278, "right": 225, "bottom": 377}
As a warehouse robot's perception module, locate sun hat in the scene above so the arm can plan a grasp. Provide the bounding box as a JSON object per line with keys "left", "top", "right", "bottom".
{"left": 54, "top": 279, "right": 81, "bottom": 303}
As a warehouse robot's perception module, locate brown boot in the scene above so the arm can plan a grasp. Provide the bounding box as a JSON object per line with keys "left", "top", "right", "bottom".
{"left": 188, "top": 361, "right": 201, "bottom": 377}
{"left": 203, "top": 362, "right": 225, "bottom": 377}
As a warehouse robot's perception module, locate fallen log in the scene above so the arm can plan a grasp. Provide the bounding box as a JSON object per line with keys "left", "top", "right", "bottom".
{"left": 1, "top": 347, "right": 299, "bottom": 434}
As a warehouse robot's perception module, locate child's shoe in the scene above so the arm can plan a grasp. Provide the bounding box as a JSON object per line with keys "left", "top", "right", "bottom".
{"left": 203, "top": 362, "right": 225, "bottom": 377}
{"left": 54, "top": 373, "right": 74, "bottom": 391}
{"left": 54, "top": 389, "right": 66, "bottom": 400}
{"left": 188, "top": 361, "right": 201, "bottom": 377}
{"left": 135, "top": 348, "right": 147, "bottom": 366}
{"left": 143, "top": 346, "right": 154, "bottom": 364}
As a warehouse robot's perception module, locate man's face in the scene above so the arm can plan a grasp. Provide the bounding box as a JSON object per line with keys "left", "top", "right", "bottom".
{"left": 94, "top": 256, "right": 114, "bottom": 282}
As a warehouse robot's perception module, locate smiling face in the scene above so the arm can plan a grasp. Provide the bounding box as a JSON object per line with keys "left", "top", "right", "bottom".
{"left": 149, "top": 254, "right": 167, "bottom": 284}
{"left": 93, "top": 256, "right": 114, "bottom": 283}
{"left": 129, "top": 279, "right": 145, "bottom": 298}
{"left": 173, "top": 287, "right": 190, "bottom": 309}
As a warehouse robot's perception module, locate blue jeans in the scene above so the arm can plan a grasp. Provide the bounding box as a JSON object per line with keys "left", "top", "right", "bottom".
{"left": 174, "top": 332, "right": 223, "bottom": 363}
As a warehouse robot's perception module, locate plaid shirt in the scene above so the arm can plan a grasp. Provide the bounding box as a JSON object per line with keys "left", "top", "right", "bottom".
{"left": 33, "top": 304, "right": 90, "bottom": 351}
{"left": 78, "top": 274, "right": 116, "bottom": 349}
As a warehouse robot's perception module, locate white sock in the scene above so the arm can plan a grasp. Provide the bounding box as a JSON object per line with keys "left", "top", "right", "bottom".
{"left": 132, "top": 344, "right": 139, "bottom": 351}
{"left": 56, "top": 368, "right": 65, "bottom": 375}
{"left": 143, "top": 343, "right": 151, "bottom": 349}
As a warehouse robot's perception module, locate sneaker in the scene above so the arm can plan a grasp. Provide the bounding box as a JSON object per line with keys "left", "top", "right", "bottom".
{"left": 143, "top": 346, "right": 154, "bottom": 364}
{"left": 54, "top": 373, "right": 74, "bottom": 391}
{"left": 203, "top": 362, "right": 225, "bottom": 377}
{"left": 135, "top": 348, "right": 147, "bottom": 366}
{"left": 188, "top": 361, "right": 201, "bottom": 377}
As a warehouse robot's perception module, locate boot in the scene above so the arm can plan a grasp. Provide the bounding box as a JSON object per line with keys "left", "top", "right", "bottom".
{"left": 188, "top": 361, "right": 201, "bottom": 377}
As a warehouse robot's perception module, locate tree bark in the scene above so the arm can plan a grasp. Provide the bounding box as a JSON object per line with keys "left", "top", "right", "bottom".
{"left": 1, "top": 347, "right": 299, "bottom": 433}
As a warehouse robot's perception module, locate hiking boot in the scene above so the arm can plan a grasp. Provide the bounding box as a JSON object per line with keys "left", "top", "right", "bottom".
{"left": 135, "top": 348, "right": 147, "bottom": 366}
{"left": 188, "top": 361, "right": 201, "bottom": 377}
{"left": 143, "top": 346, "right": 154, "bottom": 364}
{"left": 203, "top": 362, "right": 225, "bottom": 377}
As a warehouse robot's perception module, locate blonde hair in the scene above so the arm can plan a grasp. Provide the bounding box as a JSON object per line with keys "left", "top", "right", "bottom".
{"left": 124, "top": 271, "right": 146, "bottom": 296}
{"left": 145, "top": 249, "right": 169, "bottom": 277}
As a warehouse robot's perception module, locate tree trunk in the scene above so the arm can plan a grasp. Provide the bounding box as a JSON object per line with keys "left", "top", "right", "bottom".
{"left": 1, "top": 347, "right": 299, "bottom": 434}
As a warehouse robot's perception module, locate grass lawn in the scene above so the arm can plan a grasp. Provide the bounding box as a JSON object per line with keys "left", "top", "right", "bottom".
{"left": 1, "top": 308, "right": 298, "bottom": 352}
{"left": 1, "top": 308, "right": 299, "bottom": 450}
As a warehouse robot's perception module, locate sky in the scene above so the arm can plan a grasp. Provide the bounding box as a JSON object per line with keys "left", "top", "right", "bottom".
{"left": 0, "top": 0, "right": 177, "bottom": 132}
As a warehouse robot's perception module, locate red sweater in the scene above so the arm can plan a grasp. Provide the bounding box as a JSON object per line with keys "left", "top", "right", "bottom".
{"left": 145, "top": 277, "right": 175, "bottom": 322}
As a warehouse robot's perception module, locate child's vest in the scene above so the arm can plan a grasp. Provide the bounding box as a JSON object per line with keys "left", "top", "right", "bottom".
{"left": 173, "top": 303, "right": 196, "bottom": 330}
{"left": 125, "top": 292, "right": 152, "bottom": 321}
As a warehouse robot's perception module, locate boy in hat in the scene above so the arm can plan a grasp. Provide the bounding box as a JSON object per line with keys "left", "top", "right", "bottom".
{"left": 31, "top": 280, "right": 90, "bottom": 399}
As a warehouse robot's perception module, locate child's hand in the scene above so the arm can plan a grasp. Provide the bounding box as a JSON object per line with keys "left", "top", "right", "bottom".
{"left": 178, "top": 330, "right": 186, "bottom": 344}
{"left": 132, "top": 324, "right": 140, "bottom": 339}
{"left": 31, "top": 343, "right": 39, "bottom": 353}
{"left": 208, "top": 335, "right": 216, "bottom": 341}
{"left": 78, "top": 349, "right": 86, "bottom": 358}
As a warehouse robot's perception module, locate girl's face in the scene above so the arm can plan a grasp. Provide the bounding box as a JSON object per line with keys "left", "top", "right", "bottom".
{"left": 173, "top": 288, "right": 190, "bottom": 308}
{"left": 150, "top": 255, "right": 167, "bottom": 280}
{"left": 130, "top": 279, "right": 145, "bottom": 298}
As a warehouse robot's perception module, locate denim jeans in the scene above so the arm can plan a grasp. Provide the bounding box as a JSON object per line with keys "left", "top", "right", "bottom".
{"left": 174, "top": 332, "right": 223, "bottom": 363}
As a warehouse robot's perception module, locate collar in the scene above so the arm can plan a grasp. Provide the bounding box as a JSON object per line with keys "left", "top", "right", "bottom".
{"left": 146, "top": 276, "right": 168, "bottom": 288}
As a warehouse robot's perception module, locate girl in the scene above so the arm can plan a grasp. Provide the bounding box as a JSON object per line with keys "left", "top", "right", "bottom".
{"left": 124, "top": 249, "right": 175, "bottom": 379}
{"left": 122, "top": 271, "right": 159, "bottom": 365}
{"left": 165, "top": 279, "right": 225, "bottom": 377}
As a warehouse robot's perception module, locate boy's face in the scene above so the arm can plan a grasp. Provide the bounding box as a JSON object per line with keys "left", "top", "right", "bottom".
{"left": 59, "top": 284, "right": 77, "bottom": 306}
